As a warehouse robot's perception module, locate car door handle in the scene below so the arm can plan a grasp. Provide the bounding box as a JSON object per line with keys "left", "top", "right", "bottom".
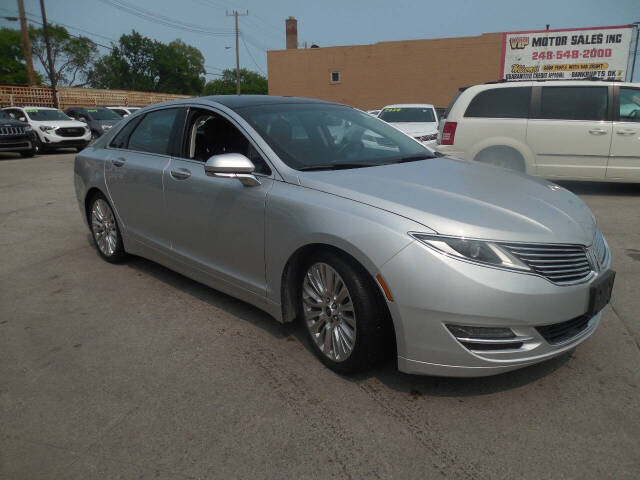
{"left": 588, "top": 128, "right": 608, "bottom": 135}
{"left": 170, "top": 168, "right": 191, "bottom": 180}
{"left": 615, "top": 129, "right": 636, "bottom": 136}
{"left": 111, "top": 157, "right": 126, "bottom": 167}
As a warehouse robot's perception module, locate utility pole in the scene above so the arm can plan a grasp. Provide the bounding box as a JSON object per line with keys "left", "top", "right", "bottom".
{"left": 631, "top": 22, "right": 639, "bottom": 82}
{"left": 226, "top": 10, "right": 248, "bottom": 95}
{"left": 17, "top": 0, "right": 36, "bottom": 86}
{"left": 39, "top": 0, "right": 57, "bottom": 107}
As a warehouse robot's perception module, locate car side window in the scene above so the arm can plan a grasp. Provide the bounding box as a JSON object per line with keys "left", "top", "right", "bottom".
{"left": 110, "top": 116, "right": 143, "bottom": 149}
{"left": 127, "top": 108, "right": 178, "bottom": 155}
{"left": 538, "top": 87, "right": 608, "bottom": 121}
{"left": 464, "top": 87, "right": 531, "bottom": 118}
{"left": 619, "top": 88, "right": 640, "bottom": 123}
{"left": 186, "top": 110, "right": 271, "bottom": 175}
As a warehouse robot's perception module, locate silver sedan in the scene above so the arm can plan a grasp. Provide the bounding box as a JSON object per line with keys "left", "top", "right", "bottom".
{"left": 74, "top": 95, "right": 615, "bottom": 377}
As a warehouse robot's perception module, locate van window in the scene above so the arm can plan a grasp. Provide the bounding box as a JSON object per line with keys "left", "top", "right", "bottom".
{"left": 619, "top": 87, "right": 640, "bottom": 123}
{"left": 464, "top": 87, "right": 531, "bottom": 119}
{"left": 538, "top": 87, "right": 607, "bottom": 121}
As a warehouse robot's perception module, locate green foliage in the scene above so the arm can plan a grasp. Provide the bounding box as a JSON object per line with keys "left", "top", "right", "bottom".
{"left": 29, "top": 24, "right": 97, "bottom": 87}
{"left": 88, "top": 31, "right": 205, "bottom": 94}
{"left": 203, "top": 68, "right": 268, "bottom": 95}
{"left": 0, "top": 28, "right": 42, "bottom": 85}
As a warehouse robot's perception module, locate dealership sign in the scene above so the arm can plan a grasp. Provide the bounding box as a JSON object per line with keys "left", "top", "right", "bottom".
{"left": 500, "top": 25, "right": 634, "bottom": 81}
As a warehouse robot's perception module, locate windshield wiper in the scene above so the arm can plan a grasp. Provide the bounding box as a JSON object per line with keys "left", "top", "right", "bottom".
{"left": 298, "top": 163, "right": 378, "bottom": 171}
{"left": 389, "top": 155, "right": 435, "bottom": 164}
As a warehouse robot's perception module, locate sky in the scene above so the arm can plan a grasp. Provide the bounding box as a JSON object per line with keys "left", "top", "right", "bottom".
{"left": 1, "top": 0, "right": 638, "bottom": 81}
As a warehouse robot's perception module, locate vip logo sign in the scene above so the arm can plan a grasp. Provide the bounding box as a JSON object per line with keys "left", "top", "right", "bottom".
{"left": 509, "top": 36, "right": 529, "bottom": 49}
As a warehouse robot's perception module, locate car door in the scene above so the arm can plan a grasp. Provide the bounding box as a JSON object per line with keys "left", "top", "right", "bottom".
{"left": 527, "top": 86, "right": 612, "bottom": 179}
{"left": 163, "top": 106, "right": 274, "bottom": 296}
{"left": 607, "top": 86, "right": 640, "bottom": 180}
{"left": 104, "top": 107, "right": 180, "bottom": 251}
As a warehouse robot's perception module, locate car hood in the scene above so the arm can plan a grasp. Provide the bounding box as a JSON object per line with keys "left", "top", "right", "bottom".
{"left": 30, "top": 119, "right": 86, "bottom": 128}
{"left": 297, "top": 157, "right": 596, "bottom": 245}
{"left": 388, "top": 122, "right": 438, "bottom": 136}
{"left": 0, "top": 119, "right": 28, "bottom": 127}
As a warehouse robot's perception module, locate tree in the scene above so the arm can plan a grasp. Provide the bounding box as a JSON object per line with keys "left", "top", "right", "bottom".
{"left": 0, "top": 27, "right": 42, "bottom": 85}
{"left": 88, "top": 31, "right": 205, "bottom": 95}
{"left": 203, "top": 68, "right": 267, "bottom": 95}
{"left": 29, "top": 24, "right": 97, "bottom": 87}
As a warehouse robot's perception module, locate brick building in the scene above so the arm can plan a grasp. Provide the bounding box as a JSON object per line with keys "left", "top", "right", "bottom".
{"left": 267, "top": 17, "right": 503, "bottom": 110}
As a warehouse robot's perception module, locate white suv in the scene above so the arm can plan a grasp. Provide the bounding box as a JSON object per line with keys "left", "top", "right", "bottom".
{"left": 378, "top": 104, "right": 439, "bottom": 146}
{"left": 3, "top": 106, "right": 91, "bottom": 153}
{"left": 436, "top": 80, "right": 640, "bottom": 182}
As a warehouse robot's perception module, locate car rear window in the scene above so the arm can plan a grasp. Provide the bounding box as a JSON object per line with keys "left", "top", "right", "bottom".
{"left": 464, "top": 87, "right": 531, "bottom": 119}
{"left": 536, "top": 86, "right": 608, "bottom": 121}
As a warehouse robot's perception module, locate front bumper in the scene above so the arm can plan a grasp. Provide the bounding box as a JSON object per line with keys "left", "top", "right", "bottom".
{"left": 37, "top": 128, "right": 91, "bottom": 148}
{"left": 381, "top": 240, "right": 610, "bottom": 377}
{"left": 0, "top": 137, "right": 32, "bottom": 152}
{"left": 433, "top": 144, "right": 466, "bottom": 160}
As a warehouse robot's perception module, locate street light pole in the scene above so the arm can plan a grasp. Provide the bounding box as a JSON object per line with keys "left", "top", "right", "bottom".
{"left": 39, "top": 0, "right": 58, "bottom": 108}
{"left": 17, "top": 0, "right": 36, "bottom": 86}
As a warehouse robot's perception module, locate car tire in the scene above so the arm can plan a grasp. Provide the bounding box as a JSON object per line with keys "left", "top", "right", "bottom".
{"left": 298, "top": 250, "right": 388, "bottom": 375}
{"left": 20, "top": 149, "right": 36, "bottom": 158}
{"left": 88, "top": 193, "right": 127, "bottom": 263}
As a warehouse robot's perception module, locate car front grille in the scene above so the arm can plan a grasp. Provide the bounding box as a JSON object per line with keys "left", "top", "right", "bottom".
{"left": 536, "top": 315, "right": 590, "bottom": 344}
{"left": 0, "top": 126, "right": 25, "bottom": 135}
{"left": 501, "top": 243, "right": 592, "bottom": 285}
{"left": 57, "top": 127, "right": 85, "bottom": 137}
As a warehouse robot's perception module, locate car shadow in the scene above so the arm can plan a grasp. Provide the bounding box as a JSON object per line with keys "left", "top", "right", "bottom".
{"left": 96, "top": 240, "right": 572, "bottom": 397}
{"left": 556, "top": 180, "right": 640, "bottom": 196}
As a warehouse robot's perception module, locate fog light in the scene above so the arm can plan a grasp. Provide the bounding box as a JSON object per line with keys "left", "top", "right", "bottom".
{"left": 447, "top": 325, "right": 515, "bottom": 339}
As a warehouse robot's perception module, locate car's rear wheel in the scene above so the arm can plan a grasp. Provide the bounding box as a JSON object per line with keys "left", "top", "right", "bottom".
{"left": 89, "top": 194, "right": 126, "bottom": 263}
{"left": 299, "top": 251, "right": 386, "bottom": 374}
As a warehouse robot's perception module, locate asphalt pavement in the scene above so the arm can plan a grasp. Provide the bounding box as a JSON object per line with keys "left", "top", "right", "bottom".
{"left": 1, "top": 151, "right": 639, "bottom": 479}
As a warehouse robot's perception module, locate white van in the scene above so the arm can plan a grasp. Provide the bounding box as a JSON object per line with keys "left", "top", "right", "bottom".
{"left": 436, "top": 80, "right": 640, "bottom": 182}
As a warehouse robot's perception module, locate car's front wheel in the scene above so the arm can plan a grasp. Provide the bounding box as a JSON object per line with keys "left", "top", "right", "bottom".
{"left": 89, "top": 194, "right": 126, "bottom": 263}
{"left": 299, "top": 251, "right": 387, "bottom": 374}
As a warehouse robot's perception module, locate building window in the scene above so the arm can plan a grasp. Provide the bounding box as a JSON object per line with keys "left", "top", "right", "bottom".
{"left": 330, "top": 71, "right": 341, "bottom": 84}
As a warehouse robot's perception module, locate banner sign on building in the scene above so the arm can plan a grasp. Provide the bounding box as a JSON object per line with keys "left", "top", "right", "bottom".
{"left": 500, "top": 25, "right": 634, "bottom": 81}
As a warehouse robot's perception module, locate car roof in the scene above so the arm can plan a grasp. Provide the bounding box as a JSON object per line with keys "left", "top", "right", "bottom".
{"left": 381, "top": 104, "right": 435, "bottom": 109}
{"left": 19, "top": 106, "right": 57, "bottom": 110}
{"left": 203, "top": 95, "right": 334, "bottom": 109}
{"left": 464, "top": 80, "right": 640, "bottom": 91}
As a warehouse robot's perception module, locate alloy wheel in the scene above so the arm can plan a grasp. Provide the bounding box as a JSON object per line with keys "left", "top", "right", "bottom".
{"left": 91, "top": 198, "right": 118, "bottom": 256}
{"left": 302, "top": 262, "right": 357, "bottom": 362}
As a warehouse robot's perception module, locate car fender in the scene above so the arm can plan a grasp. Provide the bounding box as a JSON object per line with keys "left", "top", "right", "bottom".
{"left": 468, "top": 136, "right": 536, "bottom": 174}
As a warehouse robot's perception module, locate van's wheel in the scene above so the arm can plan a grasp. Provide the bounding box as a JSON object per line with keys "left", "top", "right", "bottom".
{"left": 299, "top": 251, "right": 387, "bottom": 374}
{"left": 474, "top": 146, "right": 525, "bottom": 172}
{"left": 88, "top": 193, "right": 127, "bottom": 263}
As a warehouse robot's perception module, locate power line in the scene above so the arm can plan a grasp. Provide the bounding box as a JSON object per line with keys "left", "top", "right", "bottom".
{"left": 94, "top": 0, "right": 234, "bottom": 37}
{"left": 240, "top": 33, "right": 266, "bottom": 76}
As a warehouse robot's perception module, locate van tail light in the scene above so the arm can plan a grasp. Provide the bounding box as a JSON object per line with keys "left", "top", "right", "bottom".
{"left": 441, "top": 122, "right": 457, "bottom": 145}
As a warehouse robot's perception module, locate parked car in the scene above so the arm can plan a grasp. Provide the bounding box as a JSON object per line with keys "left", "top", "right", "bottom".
{"left": 75, "top": 95, "right": 614, "bottom": 377}
{"left": 367, "top": 109, "right": 381, "bottom": 117}
{"left": 378, "top": 104, "right": 439, "bottom": 146}
{"left": 65, "top": 107, "right": 123, "bottom": 139}
{"left": 437, "top": 80, "right": 640, "bottom": 182}
{"left": 107, "top": 106, "right": 141, "bottom": 118}
{"left": 3, "top": 106, "right": 91, "bottom": 153}
{"left": 0, "top": 110, "right": 37, "bottom": 157}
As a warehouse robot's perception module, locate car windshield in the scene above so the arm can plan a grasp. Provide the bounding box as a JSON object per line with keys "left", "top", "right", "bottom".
{"left": 379, "top": 107, "right": 436, "bottom": 123}
{"left": 26, "top": 109, "right": 70, "bottom": 121}
{"left": 236, "top": 103, "right": 434, "bottom": 171}
{"left": 87, "top": 108, "right": 122, "bottom": 121}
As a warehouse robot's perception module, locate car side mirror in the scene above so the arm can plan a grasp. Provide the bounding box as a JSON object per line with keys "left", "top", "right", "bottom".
{"left": 204, "top": 153, "right": 261, "bottom": 187}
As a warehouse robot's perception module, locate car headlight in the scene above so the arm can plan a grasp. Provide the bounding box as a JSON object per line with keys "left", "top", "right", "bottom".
{"left": 39, "top": 125, "right": 56, "bottom": 132}
{"left": 24, "top": 125, "right": 32, "bottom": 132}
{"left": 410, "top": 233, "right": 531, "bottom": 271}
{"left": 100, "top": 124, "right": 112, "bottom": 130}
